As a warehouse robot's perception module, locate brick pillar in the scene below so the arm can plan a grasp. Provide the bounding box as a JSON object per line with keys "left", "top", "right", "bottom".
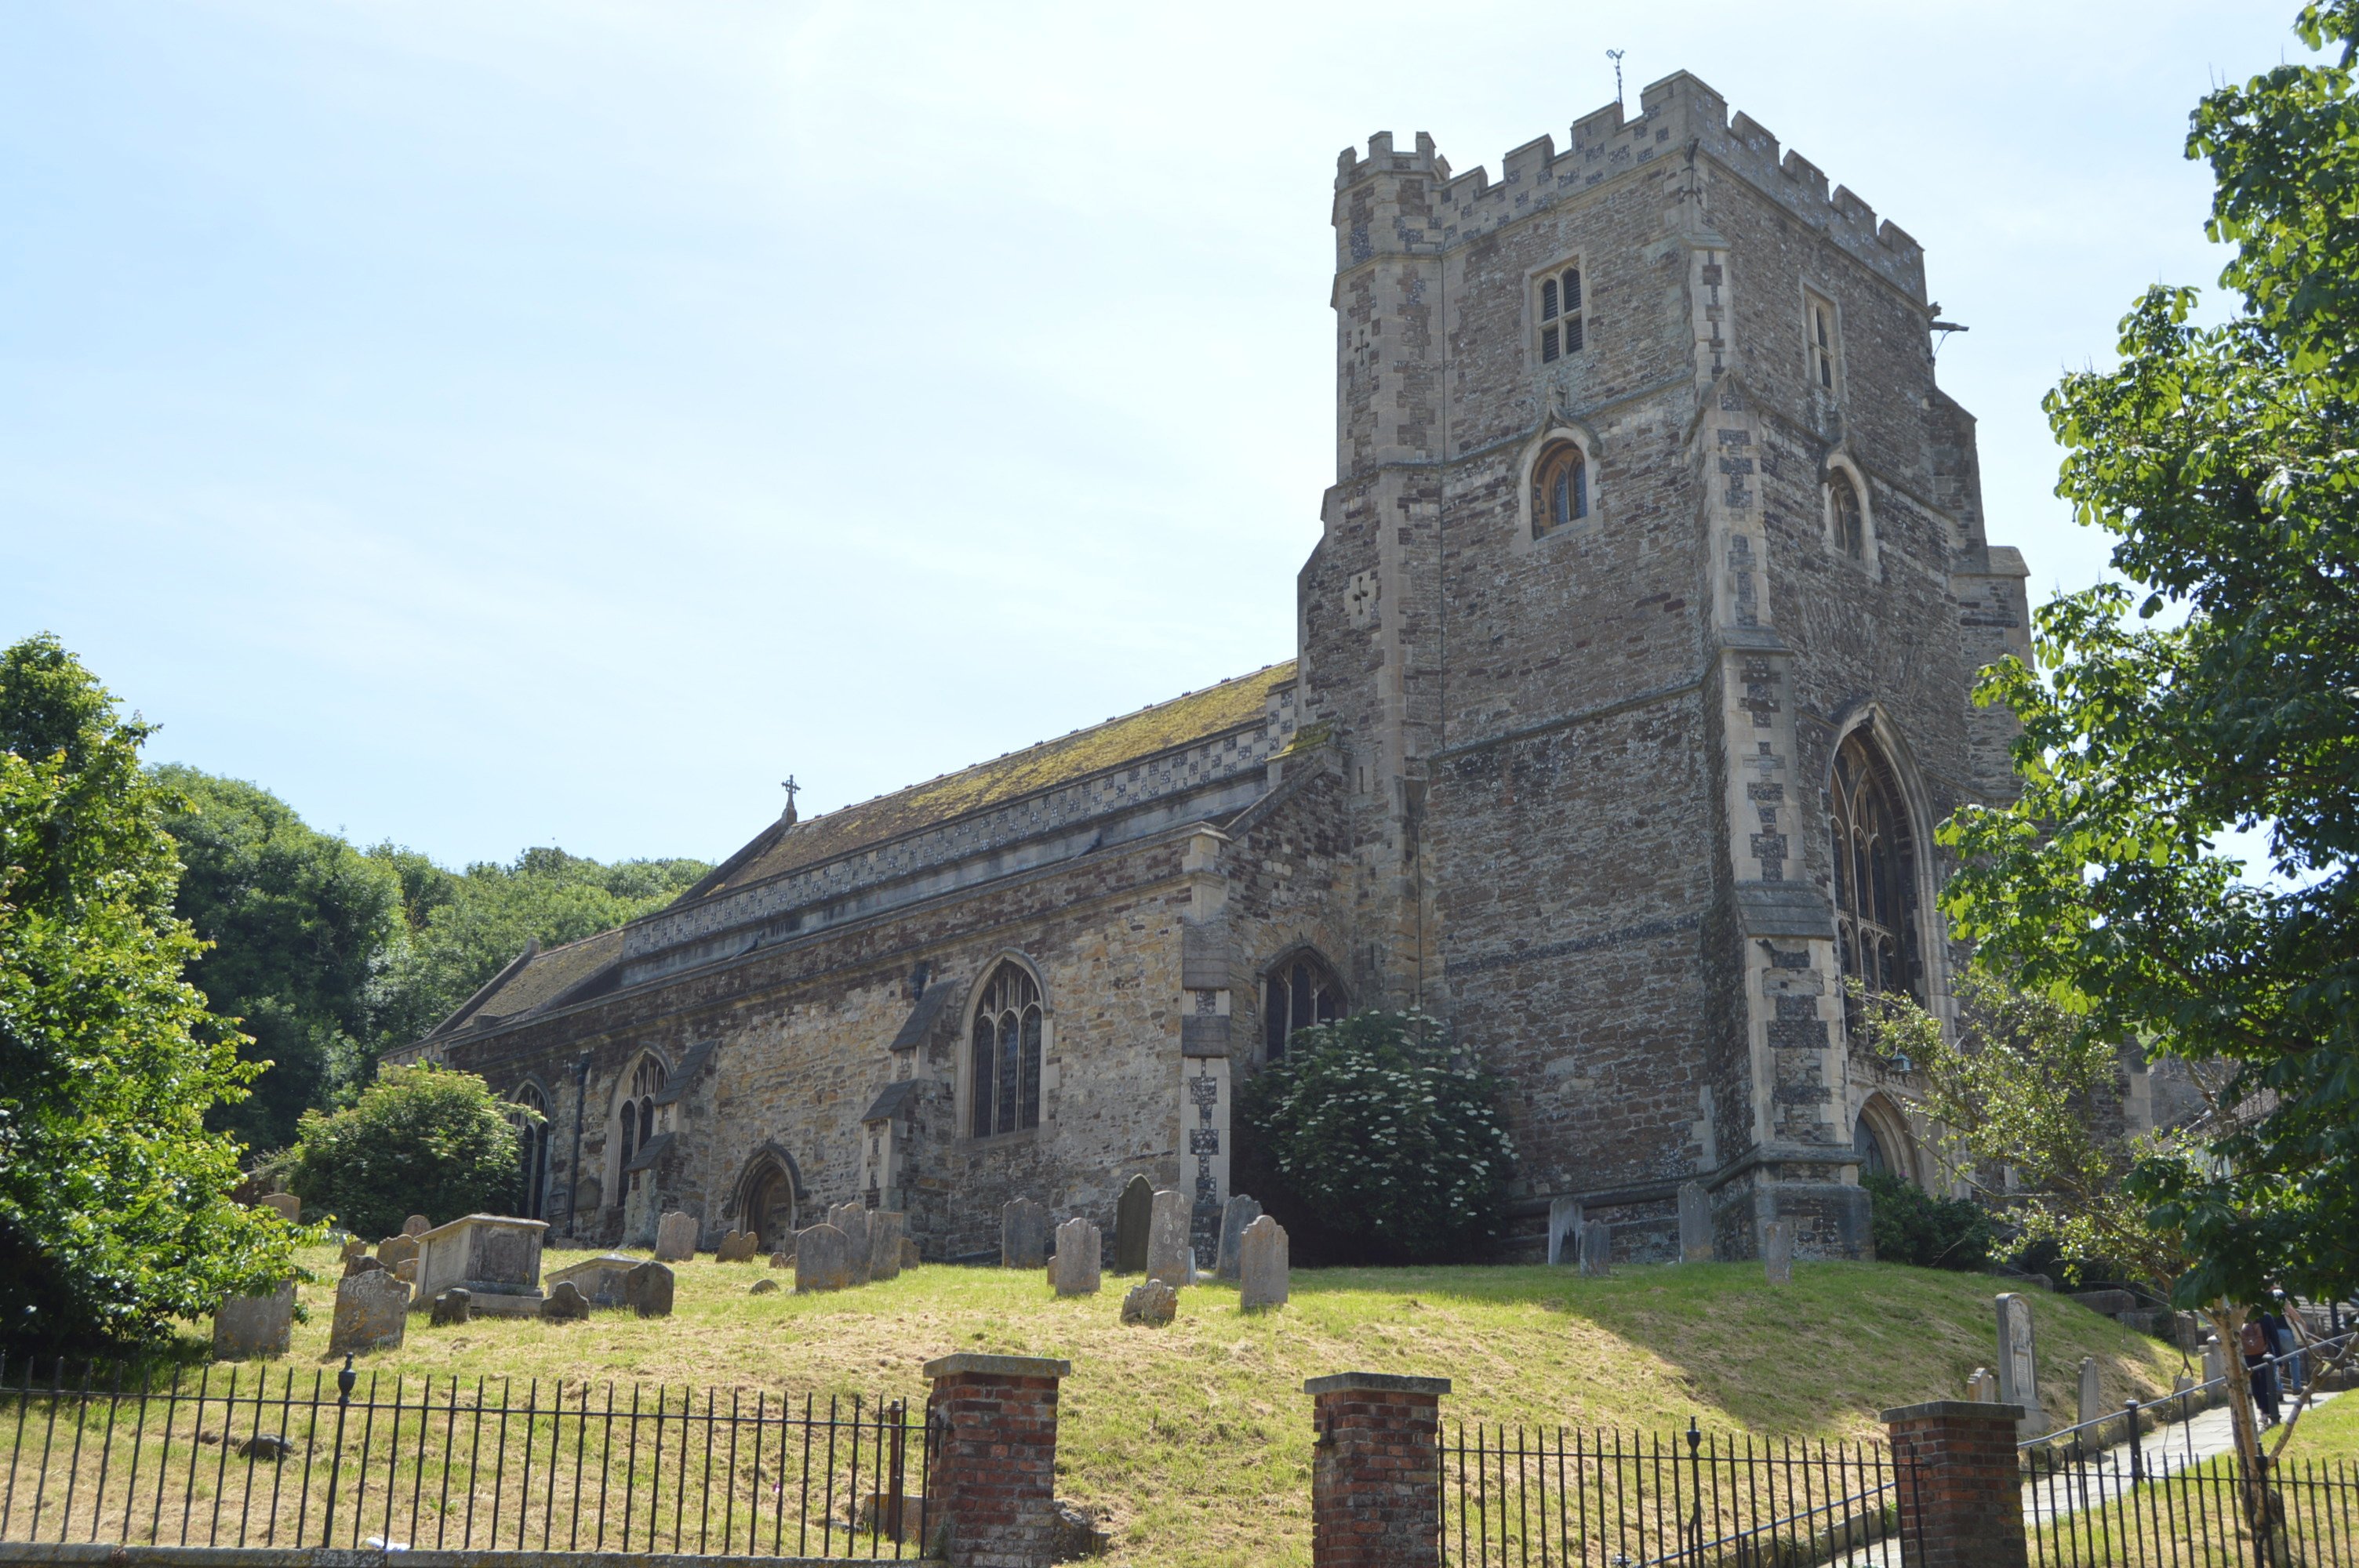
{"left": 1882, "top": 1399, "right": 2028, "bottom": 1568}
{"left": 923, "top": 1352, "right": 1070, "bottom": 1568}
{"left": 1304, "top": 1371, "right": 1450, "bottom": 1568}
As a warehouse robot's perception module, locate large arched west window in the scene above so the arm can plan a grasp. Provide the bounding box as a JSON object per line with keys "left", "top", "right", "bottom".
{"left": 510, "top": 1083, "right": 549, "bottom": 1220}
{"left": 1263, "top": 952, "right": 1345, "bottom": 1061}
{"left": 616, "top": 1057, "right": 662, "bottom": 1194}
{"left": 1831, "top": 731, "right": 1921, "bottom": 1001}
{"left": 969, "top": 962, "right": 1043, "bottom": 1138}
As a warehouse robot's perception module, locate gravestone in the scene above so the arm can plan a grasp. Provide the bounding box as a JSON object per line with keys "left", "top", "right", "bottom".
{"left": 430, "top": 1288, "right": 472, "bottom": 1327}
{"left": 392, "top": 1258, "right": 417, "bottom": 1285}
{"left": 1762, "top": 1221, "right": 1793, "bottom": 1286}
{"left": 2202, "top": 1337, "right": 2226, "bottom": 1388}
{"left": 540, "top": 1281, "right": 590, "bottom": 1321}
{"left": 827, "top": 1204, "right": 874, "bottom": 1286}
{"left": 750, "top": 1279, "right": 780, "bottom": 1295}
{"left": 715, "top": 1229, "right": 750, "bottom": 1263}
{"left": 868, "top": 1210, "right": 907, "bottom": 1283}
{"left": 1050, "top": 1218, "right": 1101, "bottom": 1296}
{"left": 1547, "top": 1197, "right": 1582, "bottom": 1266}
{"left": 1677, "top": 1181, "right": 1713, "bottom": 1262}
{"left": 1114, "top": 1174, "right": 1154, "bottom": 1273}
{"left": 1001, "top": 1198, "right": 1050, "bottom": 1269}
{"left": 2077, "top": 1356, "right": 2103, "bottom": 1435}
{"left": 329, "top": 1270, "right": 409, "bottom": 1357}
{"left": 260, "top": 1193, "right": 302, "bottom": 1224}
{"left": 623, "top": 1261, "right": 675, "bottom": 1319}
{"left": 545, "top": 1253, "right": 645, "bottom": 1310}
{"left": 413, "top": 1214, "right": 546, "bottom": 1316}
{"left": 402, "top": 1214, "right": 431, "bottom": 1238}
{"left": 1213, "top": 1196, "right": 1261, "bottom": 1282}
{"left": 212, "top": 1282, "right": 296, "bottom": 1360}
{"left": 1145, "top": 1189, "right": 1191, "bottom": 1288}
{"left": 796, "top": 1224, "right": 852, "bottom": 1293}
{"left": 899, "top": 1237, "right": 921, "bottom": 1271}
{"left": 1579, "top": 1220, "right": 1612, "bottom": 1279}
{"left": 1996, "top": 1293, "right": 2047, "bottom": 1436}
{"left": 377, "top": 1233, "right": 419, "bottom": 1272}
{"left": 654, "top": 1211, "right": 698, "bottom": 1262}
{"left": 1238, "top": 1215, "right": 1289, "bottom": 1312}
{"left": 1121, "top": 1279, "right": 1177, "bottom": 1327}
{"left": 770, "top": 1251, "right": 792, "bottom": 1270}
{"left": 343, "top": 1252, "right": 383, "bottom": 1279}
{"left": 1968, "top": 1367, "right": 1999, "bottom": 1402}
{"left": 340, "top": 1237, "right": 368, "bottom": 1262}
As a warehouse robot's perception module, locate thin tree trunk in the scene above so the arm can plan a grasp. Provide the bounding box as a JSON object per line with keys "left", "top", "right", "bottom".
{"left": 2207, "top": 1304, "right": 2292, "bottom": 1567}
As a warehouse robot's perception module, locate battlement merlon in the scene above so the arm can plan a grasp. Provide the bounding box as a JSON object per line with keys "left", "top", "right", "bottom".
{"left": 1332, "top": 71, "right": 1928, "bottom": 300}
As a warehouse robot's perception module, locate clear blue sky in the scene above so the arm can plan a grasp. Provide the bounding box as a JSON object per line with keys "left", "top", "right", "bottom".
{"left": 0, "top": 1, "right": 2312, "bottom": 869}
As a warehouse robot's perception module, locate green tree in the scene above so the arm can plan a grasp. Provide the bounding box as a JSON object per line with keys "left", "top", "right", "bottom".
{"left": 284, "top": 1065, "right": 530, "bottom": 1241}
{"left": 1940, "top": 3, "right": 2359, "bottom": 1322}
{"left": 0, "top": 635, "right": 301, "bottom": 1352}
{"left": 157, "top": 767, "right": 405, "bottom": 1152}
{"left": 1235, "top": 1010, "right": 1514, "bottom": 1265}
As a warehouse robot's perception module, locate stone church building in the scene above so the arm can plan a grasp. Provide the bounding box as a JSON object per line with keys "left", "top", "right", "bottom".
{"left": 386, "top": 71, "right": 2031, "bottom": 1264}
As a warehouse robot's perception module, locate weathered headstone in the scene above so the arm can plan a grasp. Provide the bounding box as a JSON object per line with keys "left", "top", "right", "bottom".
{"left": 2077, "top": 1356, "right": 2103, "bottom": 1436}
{"left": 899, "top": 1237, "right": 921, "bottom": 1271}
{"left": 1677, "top": 1181, "right": 1714, "bottom": 1262}
{"left": 413, "top": 1214, "right": 545, "bottom": 1315}
{"left": 540, "top": 1281, "right": 590, "bottom": 1321}
{"left": 392, "top": 1258, "right": 417, "bottom": 1285}
{"left": 1121, "top": 1278, "right": 1177, "bottom": 1327}
{"left": 1996, "top": 1293, "right": 2046, "bottom": 1436}
{"left": 1547, "top": 1197, "right": 1582, "bottom": 1266}
{"left": 750, "top": 1278, "right": 780, "bottom": 1295}
{"left": 402, "top": 1214, "right": 431, "bottom": 1238}
{"left": 545, "top": 1253, "right": 644, "bottom": 1310}
{"left": 340, "top": 1236, "right": 368, "bottom": 1261}
{"left": 1579, "top": 1219, "right": 1612, "bottom": 1279}
{"left": 1050, "top": 1217, "right": 1102, "bottom": 1296}
{"left": 1114, "top": 1174, "right": 1154, "bottom": 1273}
{"left": 430, "top": 1288, "right": 473, "bottom": 1327}
{"left": 1145, "top": 1189, "right": 1191, "bottom": 1288}
{"left": 827, "top": 1203, "right": 874, "bottom": 1286}
{"left": 1001, "top": 1198, "right": 1050, "bottom": 1269}
{"left": 1967, "top": 1367, "right": 1999, "bottom": 1403}
{"left": 1762, "top": 1221, "right": 1793, "bottom": 1286}
{"left": 654, "top": 1210, "right": 698, "bottom": 1262}
{"left": 260, "top": 1192, "right": 302, "bottom": 1224}
{"left": 212, "top": 1282, "right": 296, "bottom": 1360}
{"left": 2202, "top": 1336, "right": 2226, "bottom": 1388}
{"left": 377, "top": 1233, "right": 419, "bottom": 1272}
{"left": 715, "top": 1229, "right": 748, "bottom": 1263}
{"left": 795, "top": 1224, "right": 852, "bottom": 1293}
{"left": 1213, "top": 1195, "right": 1261, "bottom": 1282}
{"left": 1238, "top": 1214, "right": 1289, "bottom": 1311}
{"left": 769, "top": 1250, "right": 792, "bottom": 1270}
{"left": 623, "top": 1261, "right": 675, "bottom": 1319}
{"left": 329, "top": 1270, "right": 409, "bottom": 1357}
{"left": 868, "top": 1210, "right": 907, "bottom": 1283}
{"left": 343, "top": 1252, "right": 383, "bottom": 1279}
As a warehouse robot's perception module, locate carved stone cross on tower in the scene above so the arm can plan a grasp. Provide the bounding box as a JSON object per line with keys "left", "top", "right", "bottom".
{"left": 780, "top": 775, "right": 800, "bottom": 826}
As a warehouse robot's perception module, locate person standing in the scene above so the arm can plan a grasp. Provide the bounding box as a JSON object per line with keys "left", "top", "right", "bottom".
{"left": 2243, "top": 1311, "right": 2282, "bottom": 1426}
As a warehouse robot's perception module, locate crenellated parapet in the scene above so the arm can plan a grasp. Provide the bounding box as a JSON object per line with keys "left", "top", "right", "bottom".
{"left": 1332, "top": 71, "right": 1926, "bottom": 298}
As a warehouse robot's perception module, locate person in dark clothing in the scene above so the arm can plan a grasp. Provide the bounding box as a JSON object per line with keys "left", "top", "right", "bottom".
{"left": 2243, "top": 1312, "right": 2282, "bottom": 1425}
{"left": 2265, "top": 1299, "right": 2303, "bottom": 1397}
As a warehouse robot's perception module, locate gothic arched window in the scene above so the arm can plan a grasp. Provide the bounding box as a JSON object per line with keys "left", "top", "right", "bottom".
{"left": 1263, "top": 952, "right": 1344, "bottom": 1061}
{"left": 1831, "top": 731, "right": 1921, "bottom": 1001}
{"left": 969, "top": 961, "right": 1043, "bottom": 1138}
{"left": 1853, "top": 1113, "right": 1891, "bottom": 1178}
{"left": 617, "top": 1057, "right": 662, "bottom": 1193}
{"left": 1830, "top": 470, "right": 1865, "bottom": 559}
{"left": 510, "top": 1083, "right": 549, "bottom": 1220}
{"left": 1532, "top": 442, "right": 1590, "bottom": 536}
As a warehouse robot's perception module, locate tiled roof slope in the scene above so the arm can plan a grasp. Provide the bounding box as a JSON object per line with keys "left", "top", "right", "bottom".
{"left": 678, "top": 660, "right": 1296, "bottom": 904}
{"left": 427, "top": 925, "right": 625, "bottom": 1039}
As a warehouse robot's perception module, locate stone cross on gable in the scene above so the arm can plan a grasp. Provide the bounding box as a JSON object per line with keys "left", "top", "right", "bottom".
{"left": 780, "top": 775, "right": 800, "bottom": 825}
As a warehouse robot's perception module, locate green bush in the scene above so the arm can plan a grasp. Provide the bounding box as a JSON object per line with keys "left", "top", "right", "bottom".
{"left": 285, "top": 1065, "right": 530, "bottom": 1240}
{"left": 1234, "top": 1010, "right": 1513, "bottom": 1265}
{"left": 1863, "top": 1171, "right": 1994, "bottom": 1271}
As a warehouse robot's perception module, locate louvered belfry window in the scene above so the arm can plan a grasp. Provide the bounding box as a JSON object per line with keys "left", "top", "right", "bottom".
{"left": 1539, "top": 264, "right": 1584, "bottom": 362}
{"left": 1831, "top": 731, "right": 1920, "bottom": 1001}
{"left": 969, "top": 961, "right": 1043, "bottom": 1138}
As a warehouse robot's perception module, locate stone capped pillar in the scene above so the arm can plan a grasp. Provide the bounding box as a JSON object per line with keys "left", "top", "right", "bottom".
{"left": 924, "top": 1352, "right": 1070, "bottom": 1568}
{"left": 1881, "top": 1399, "right": 2028, "bottom": 1568}
{"left": 1304, "top": 1371, "right": 1449, "bottom": 1568}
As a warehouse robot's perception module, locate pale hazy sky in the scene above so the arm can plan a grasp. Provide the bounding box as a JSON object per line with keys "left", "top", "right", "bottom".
{"left": 0, "top": 2, "right": 2313, "bottom": 868}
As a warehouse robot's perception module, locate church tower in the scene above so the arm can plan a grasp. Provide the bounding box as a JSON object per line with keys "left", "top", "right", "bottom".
{"left": 1296, "top": 73, "right": 2030, "bottom": 1258}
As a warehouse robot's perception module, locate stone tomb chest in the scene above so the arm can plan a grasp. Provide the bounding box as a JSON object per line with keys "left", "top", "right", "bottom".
{"left": 412, "top": 1214, "right": 547, "bottom": 1316}
{"left": 543, "top": 1253, "right": 647, "bottom": 1310}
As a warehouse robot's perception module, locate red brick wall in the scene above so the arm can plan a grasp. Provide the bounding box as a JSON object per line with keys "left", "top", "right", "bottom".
{"left": 1882, "top": 1399, "right": 2027, "bottom": 1568}
{"left": 925, "top": 1353, "right": 1070, "bottom": 1568}
{"left": 1305, "top": 1372, "right": 1450, "bottom": 1568}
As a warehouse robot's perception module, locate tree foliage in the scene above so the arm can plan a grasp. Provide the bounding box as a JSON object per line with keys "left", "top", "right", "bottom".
{"left": 1235, "top": 1010, "right": 1513, "bottom": 1265}
{"left": 284, "top": 1065, "right": 530, "bottom": 1241}
{"left": 1939, "top": 2, "right": 2359, "bottom": 1315}
{"left": 0, "top": 635, "right": 301, "bottom": 1351}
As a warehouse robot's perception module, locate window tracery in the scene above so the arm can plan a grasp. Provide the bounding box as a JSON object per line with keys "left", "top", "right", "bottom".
{"left": 1532, "top": 442, "right": 1590, "bottom": 536}
{"left": 1263, "top": 953, "right": 1344, "bottom": 1061}
{"left": 617, "top": 1058, "right": 661, "bottom": 1194}
{"left": 1830, "top": 731, "right": 1921, "bottom": 1002}
{"left": 969, "top": 961, "right": 1042, "bottom": 1138}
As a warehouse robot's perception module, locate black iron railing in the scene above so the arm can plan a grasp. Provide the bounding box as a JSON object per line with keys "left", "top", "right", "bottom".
{"left": 1438, "top": 1417, "right": 1920, "bottom": 1567}
{"left": 0, "top": 1352, "right": 929, "bottom": 1558}
{"left": 2026, "top": 1449, "right": 2357, "bottom": 1568}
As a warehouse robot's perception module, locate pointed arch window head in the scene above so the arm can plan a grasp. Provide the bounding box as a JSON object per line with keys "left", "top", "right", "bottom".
{"left": 510, "top": 1083, "right": 549, "bottom": 1221}
{"left": 618, "top": 1057, "right": 661, "bottom": 1194}
{"left": 1263, "top": 953, "right": 1344, "bottom": 1061}
{"left": 969, "top": 961, "right": 1043, "bottom": 1138}
{"left": 1831, "top": 731, "right": 1921, "bottom": 1004}
{"left": 1829, "top": 470, "right": 1865, "bottom": 560}
{"left": 1532, "top": 442, "right": 1590, "bottom": 537}
{"left": 1538, "top": 263, "right": 1584, "bottom": 361}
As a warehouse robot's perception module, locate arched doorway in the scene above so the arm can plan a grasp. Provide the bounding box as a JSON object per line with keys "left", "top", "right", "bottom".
{"left": 743, "top": 1159, "right": 796, "bottom": 1253}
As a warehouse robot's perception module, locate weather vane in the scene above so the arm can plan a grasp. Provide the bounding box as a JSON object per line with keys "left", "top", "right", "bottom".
{"left": 1608, "top": 49, "right": 1626, "bottom": 110}
{"left": 780, "top": 774, "right": 800, "bottom": 825}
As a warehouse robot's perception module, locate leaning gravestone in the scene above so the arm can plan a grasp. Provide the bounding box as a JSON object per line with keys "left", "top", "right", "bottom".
{"left": 377, "top": 1233, "right": 420, "bottom": 1272}
{"left": 1051, "top": 1217, "right": 1102, "bottom": 1297}
{"left": 402, "top": 1214, "right": 431, "bottom": 1238}
{"left": 1114, "top": 1174, "right": 1154, "bottom": 1273}
{"left": 868, "top": 1210, "right": 907, "bottom": 1283}
{"left": 1121, "top": 1279, "right": 1177, "bottom": 1327}
{"left": 545, "top": 1253, "right": 643, "bottom": 1310}
{"left": 1145, "top": 1189, "right": 1191, "bottom": 1288}
{"left": 1762, "top": 1221, "right": 1793, "bottom": 1286}
{"left": 1001, "top": 1198, "right": 1050, "bottom": 1269}
{"left": 1996, "top": 1293, "right": 2047, "bottom": 1436}
{"left": 624, "top": 1261, "right": 675, "bottom": 1319}
{"left": 654, "top": 1211, "right": 699, "bottom": 1263}
{"left": 796, "top": 1224, "right": 852, "bottom": 1294}
{"left": 1238, "top": 1215, "right": 1289, "bottom": 1312}
{"left": 540, "top": 1281, "right": 590, "bottom": 1321}
{"left": 1677, "top": 1181, "right": 1714, "bottom": 1262}
{"left": 1547, "top": 1197, "right": 1582, "bottom": 1266}
{"left": 2077, "top": 1356, "right": 2103, "bottom": 1435}
{"left": 329, "top": 1270, "right": 409, "bottom": 1358}
{"left": 430, "top": 1288, "right": 472, "bottom": 1327}
{"left": 828, "top": 1204, "right": 874, "bottom": 1286}
{"left": 213, "top": 1282, "right": 297, "bottom": 1360}
{"left": 1579, "top": 1219, "right": 1612, "bottom": 1279}
{"left": 260, "top": 1192, "right": 303, "bottom": 1224}
{"left": 1213, "top": 1196, "right": 1261, "bottom": 1282}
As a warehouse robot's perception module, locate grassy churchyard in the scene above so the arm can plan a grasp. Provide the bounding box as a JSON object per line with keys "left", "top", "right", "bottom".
{"left": 188, "top": 1243, "right": 2197, "bottom": 1566}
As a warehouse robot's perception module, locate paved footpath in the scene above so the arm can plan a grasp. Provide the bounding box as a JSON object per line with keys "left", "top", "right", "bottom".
{"left": 2023, "top": 1388, "right": 2341, "bottom": 1526}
